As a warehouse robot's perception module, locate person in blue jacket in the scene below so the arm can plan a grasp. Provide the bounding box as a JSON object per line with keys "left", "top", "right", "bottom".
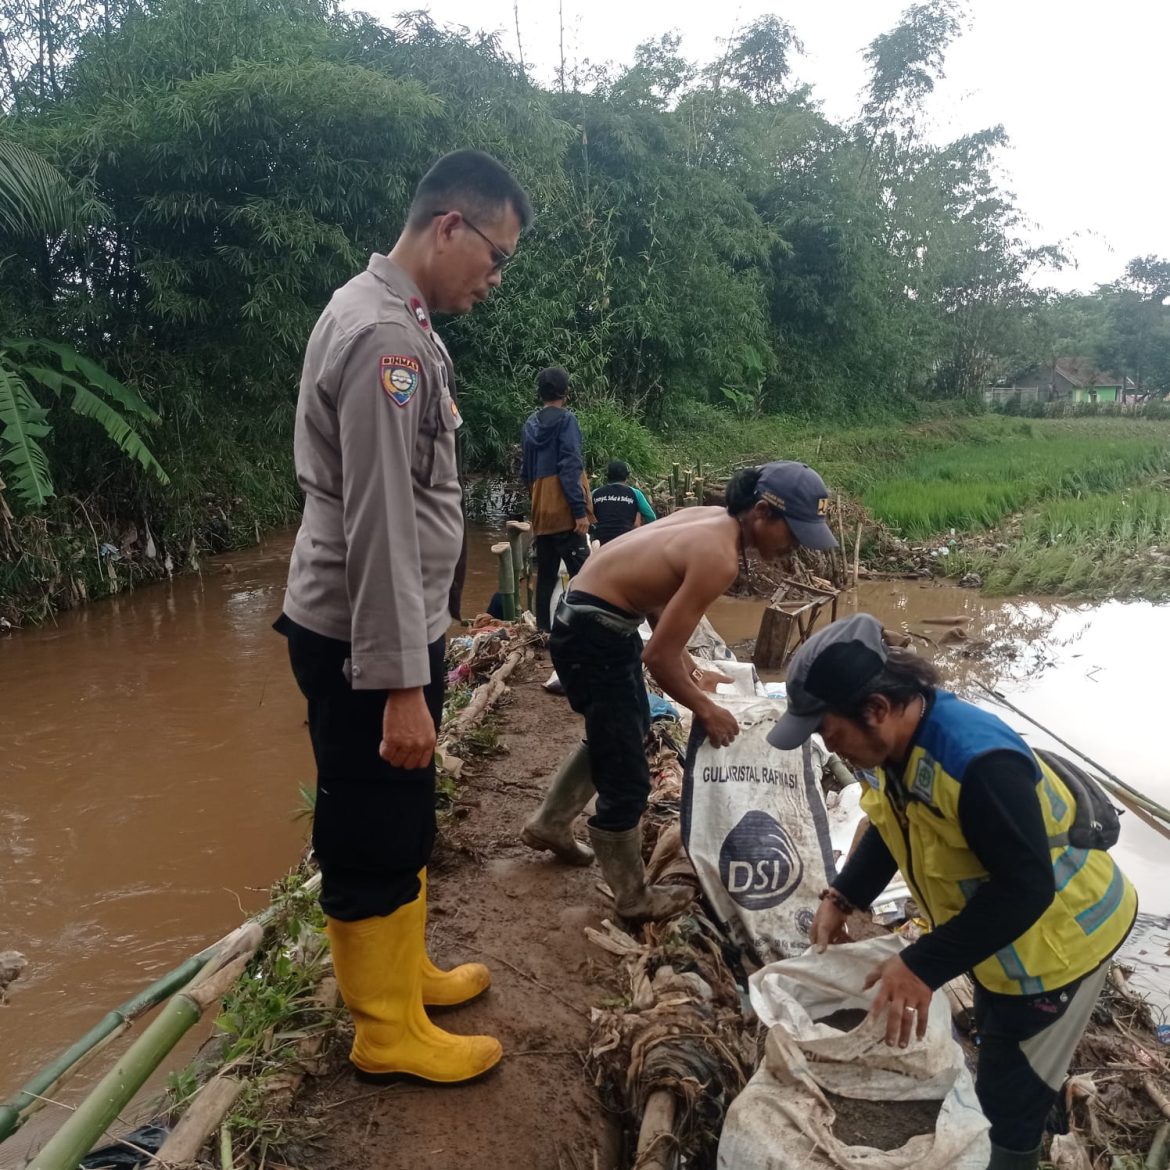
{"left": 520, "top": 367, "right": 595, "bottom": 631}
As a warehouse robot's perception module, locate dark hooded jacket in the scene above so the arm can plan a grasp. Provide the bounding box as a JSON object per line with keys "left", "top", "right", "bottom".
{"left": 520, "top": 406, "right": 594, "bottom": 535}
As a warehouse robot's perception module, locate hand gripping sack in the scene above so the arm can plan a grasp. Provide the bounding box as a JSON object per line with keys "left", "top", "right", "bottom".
{"left": 718, "top": 936, "right": 990, "bottom": 1170}
{"left": 680, "top": 696, "right": 837, "bottom": 964}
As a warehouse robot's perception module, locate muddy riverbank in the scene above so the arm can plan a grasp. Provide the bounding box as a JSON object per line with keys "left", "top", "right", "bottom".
{"left": 3, "top": 524, "right": 1170, "bottom": 1163}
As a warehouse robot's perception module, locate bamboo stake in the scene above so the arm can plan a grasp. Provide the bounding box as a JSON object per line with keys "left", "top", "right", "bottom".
{"left": 491, "top": 542, "right": 516, "bottom": 621}
{"left": 973, "top": 682, "right": 1170, "bottom": 836}
{"left": 852, "top": 521, "right": 863, "bottom": 589}
{"left": 670, "top": 463, "right": 680, "bottom": 508}
{"left": 505, "top": 521, "right": 530, "bottom": 612}
{"left": 834, "top": 494, "right": 848, "bottom": 590}
{"left": 692, "top": 476, "right": 704, "bottom": 505}
{"left": 219, "top": 1122, "right": 234, "bottom": 1170}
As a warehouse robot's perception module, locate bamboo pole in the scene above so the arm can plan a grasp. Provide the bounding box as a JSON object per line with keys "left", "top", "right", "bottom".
{"left": 852, "top": 521, "right": 863, "bottom": 589}
{"left": 824, "top": 754, "right": 856, "bottom": 789}
{"left": 28, "top": 929, "right": 260, "bottom": 1170}
{"left": 692, "top": 476, "right": 704, "bottom": 506}
{"left": 491, "top": 542, "right": 516, "bottom": 621}
{"left": 0, "top": 873, "right": 322, "bottom": 1145}
{"left": 0, "top": 955, "right": 208, "bottom": 1143}
{"left": 834, "top": 494, "right": 848, "bottom": 590}
{"left": 973, "top": 682, "right": 1170, "bottom": 836}
{"left": 671, "top": 463, "right": 680, "bottom": 508}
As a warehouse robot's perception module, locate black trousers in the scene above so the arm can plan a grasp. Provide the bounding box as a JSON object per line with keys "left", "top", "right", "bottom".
{"left": 276, "top": 614, "right": 445, "bottom": 921}
{"left": 534, "top": 531, "right": 590, "bottom": 632}
{"left": 973, "top": 957, "right": 1111, "bottom": 1151}
{"left": 549, "top": 610, "right": 651, "bottom": 831}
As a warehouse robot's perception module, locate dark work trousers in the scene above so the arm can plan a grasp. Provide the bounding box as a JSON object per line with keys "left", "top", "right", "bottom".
{"left": 276, "top": 614, "right": 445, "bottom": 922}
{"left": 533, "top": 531, "right": 590, "bottom": 633}
{"left": 549, "top": 609, "right": 651, "bottom": 831}
{"left": 973, "top": 956, "right": 1112, "bottom": 1152}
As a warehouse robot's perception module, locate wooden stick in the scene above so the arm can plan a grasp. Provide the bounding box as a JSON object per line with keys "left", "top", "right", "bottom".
{"left": 692, "top": 476, "right": 704, "bottom": 505}
{"left": 154, "top": 1076, "right": 245, "bottom": 1165}
{"left": 491, "top": 542, "right": 516, "bottom": 621}
{"left": 635, "top": 1090, "right": 677, "bottom": 1170}
{"left": 835, "top": 494, "right": 848, "bottom": 589}
{"left": 852, "top": 521, "right": 863, "bottom": 589}
{"left": 447, "top": 649, "right": 526, "bottom": 736}
{"left": 1147, "top": 1121, "right": 1170, "bottom": 1170}
{"left": 1145, "top": 1076, "right": 1170, "bottom": 1122}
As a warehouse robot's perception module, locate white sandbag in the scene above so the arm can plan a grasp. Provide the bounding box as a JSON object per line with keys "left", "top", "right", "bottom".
{"left": 718, "top": 935, "right": 990, "bottom": 1170}
{"left": 706, "top": 657, "right": 765, "bottom": 698}
{"left": 681, "top": 696, "right": 836, "bottom": 964}
{"left": 685, "top": 614, "right": 736, "bottom": 660}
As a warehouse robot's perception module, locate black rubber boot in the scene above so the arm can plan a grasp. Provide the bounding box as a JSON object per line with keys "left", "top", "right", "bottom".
{"left": 520, "top": 741, "right": 595, "bottom": 864}
{"left": 986, "top": 1143, "right": 1041, "bottom": 1170}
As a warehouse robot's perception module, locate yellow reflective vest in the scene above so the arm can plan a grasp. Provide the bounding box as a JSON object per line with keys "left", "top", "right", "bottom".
{"left": 860, "top": 692, "right": 1137, "bottom": 995}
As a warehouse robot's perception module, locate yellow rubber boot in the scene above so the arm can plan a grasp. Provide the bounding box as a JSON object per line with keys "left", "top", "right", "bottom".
{"left": 326, "top": 903, "right": 502, "bottom": 1083}
{"left": 418, "top": 868, "right": 491, "bottom": 1007}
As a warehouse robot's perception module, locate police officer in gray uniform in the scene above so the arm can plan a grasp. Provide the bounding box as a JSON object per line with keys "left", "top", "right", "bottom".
{"left": 275, "top": 151, "right": 531, "bottom": 1084}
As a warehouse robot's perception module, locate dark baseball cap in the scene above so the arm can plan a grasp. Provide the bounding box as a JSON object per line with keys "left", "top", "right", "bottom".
{"left": 766, "top": 614, "right": 889, "bottom": 749}
{"left": 756, "top": 461, "right": 837, "bottom": 550}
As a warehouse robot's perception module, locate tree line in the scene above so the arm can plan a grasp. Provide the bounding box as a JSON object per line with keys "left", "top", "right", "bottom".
{"left": 0, "top": 0, "right": 1167, "bottom": 528}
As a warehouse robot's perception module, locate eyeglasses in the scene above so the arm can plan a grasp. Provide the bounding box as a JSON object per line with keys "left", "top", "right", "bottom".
{"left": 432, "top": 210, "right": 514, "bottom": 272}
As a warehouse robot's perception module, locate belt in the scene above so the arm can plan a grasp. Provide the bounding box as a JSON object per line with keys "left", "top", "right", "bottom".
{"left": 554, "top": 598, "right": 642, "bottom": 636}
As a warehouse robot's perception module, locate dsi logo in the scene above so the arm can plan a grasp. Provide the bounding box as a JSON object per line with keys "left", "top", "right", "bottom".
{"left": 719, "top": 811, "right": 804, "bottom": 910}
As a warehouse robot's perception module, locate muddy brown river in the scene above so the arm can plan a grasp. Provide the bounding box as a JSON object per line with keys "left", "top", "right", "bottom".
{"left": 2, "top": 524, "right": 1169, "bottom": 1158}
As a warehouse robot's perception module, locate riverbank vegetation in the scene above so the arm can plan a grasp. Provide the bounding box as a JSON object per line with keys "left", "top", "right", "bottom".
{"left": 1, "top": 0, "right": 1169, "bottom": 621}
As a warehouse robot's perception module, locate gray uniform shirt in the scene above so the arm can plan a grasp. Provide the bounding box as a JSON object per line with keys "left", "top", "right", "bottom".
{"left": 282, "top": 254, "right": 463, "bottom": 690}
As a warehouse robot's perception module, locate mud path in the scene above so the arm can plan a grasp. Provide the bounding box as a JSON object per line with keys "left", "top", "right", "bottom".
{"left": 291, "top": 653, "right": 623, "bottom": 1170}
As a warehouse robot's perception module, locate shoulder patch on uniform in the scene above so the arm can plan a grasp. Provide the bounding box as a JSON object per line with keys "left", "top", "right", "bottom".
{"left": 380, "top": 355, "right": 420, "bottom": 407}
{"left": 409, "top": 296, "right": 430, "bottom": 331}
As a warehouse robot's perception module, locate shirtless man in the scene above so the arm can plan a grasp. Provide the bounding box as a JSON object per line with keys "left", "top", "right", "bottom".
{"left": 520, "top": 460, "right": 837, "bottom": 919}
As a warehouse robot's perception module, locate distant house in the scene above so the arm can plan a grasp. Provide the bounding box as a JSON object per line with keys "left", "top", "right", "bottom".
{"left": 985, "top": 358, "right": 1135, "bottom": 406}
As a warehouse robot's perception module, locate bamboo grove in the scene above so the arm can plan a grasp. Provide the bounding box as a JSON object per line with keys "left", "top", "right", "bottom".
{"left": 0, "top": 0, "right": 1168, "bottom": 613}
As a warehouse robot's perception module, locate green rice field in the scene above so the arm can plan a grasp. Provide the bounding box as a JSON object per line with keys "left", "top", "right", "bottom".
{"left": 860, "top": 428, "right": 1170, "bottom": 540}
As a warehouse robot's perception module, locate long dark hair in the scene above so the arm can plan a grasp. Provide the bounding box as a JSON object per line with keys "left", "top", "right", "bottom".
{"left": 838, "top": 647, "right": 941, "bottom": 724}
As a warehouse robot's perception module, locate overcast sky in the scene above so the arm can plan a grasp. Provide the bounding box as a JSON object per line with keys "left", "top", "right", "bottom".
{"left": 347, "top": 0, "right": 1168, "bottom": 293}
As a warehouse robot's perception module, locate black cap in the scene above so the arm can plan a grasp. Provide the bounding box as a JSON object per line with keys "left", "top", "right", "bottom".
{"left": 756, "top": 462, "right": 837, "bottom": 550}
{"left": 766, "top": 614, "right": 888, "bottom": 749}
